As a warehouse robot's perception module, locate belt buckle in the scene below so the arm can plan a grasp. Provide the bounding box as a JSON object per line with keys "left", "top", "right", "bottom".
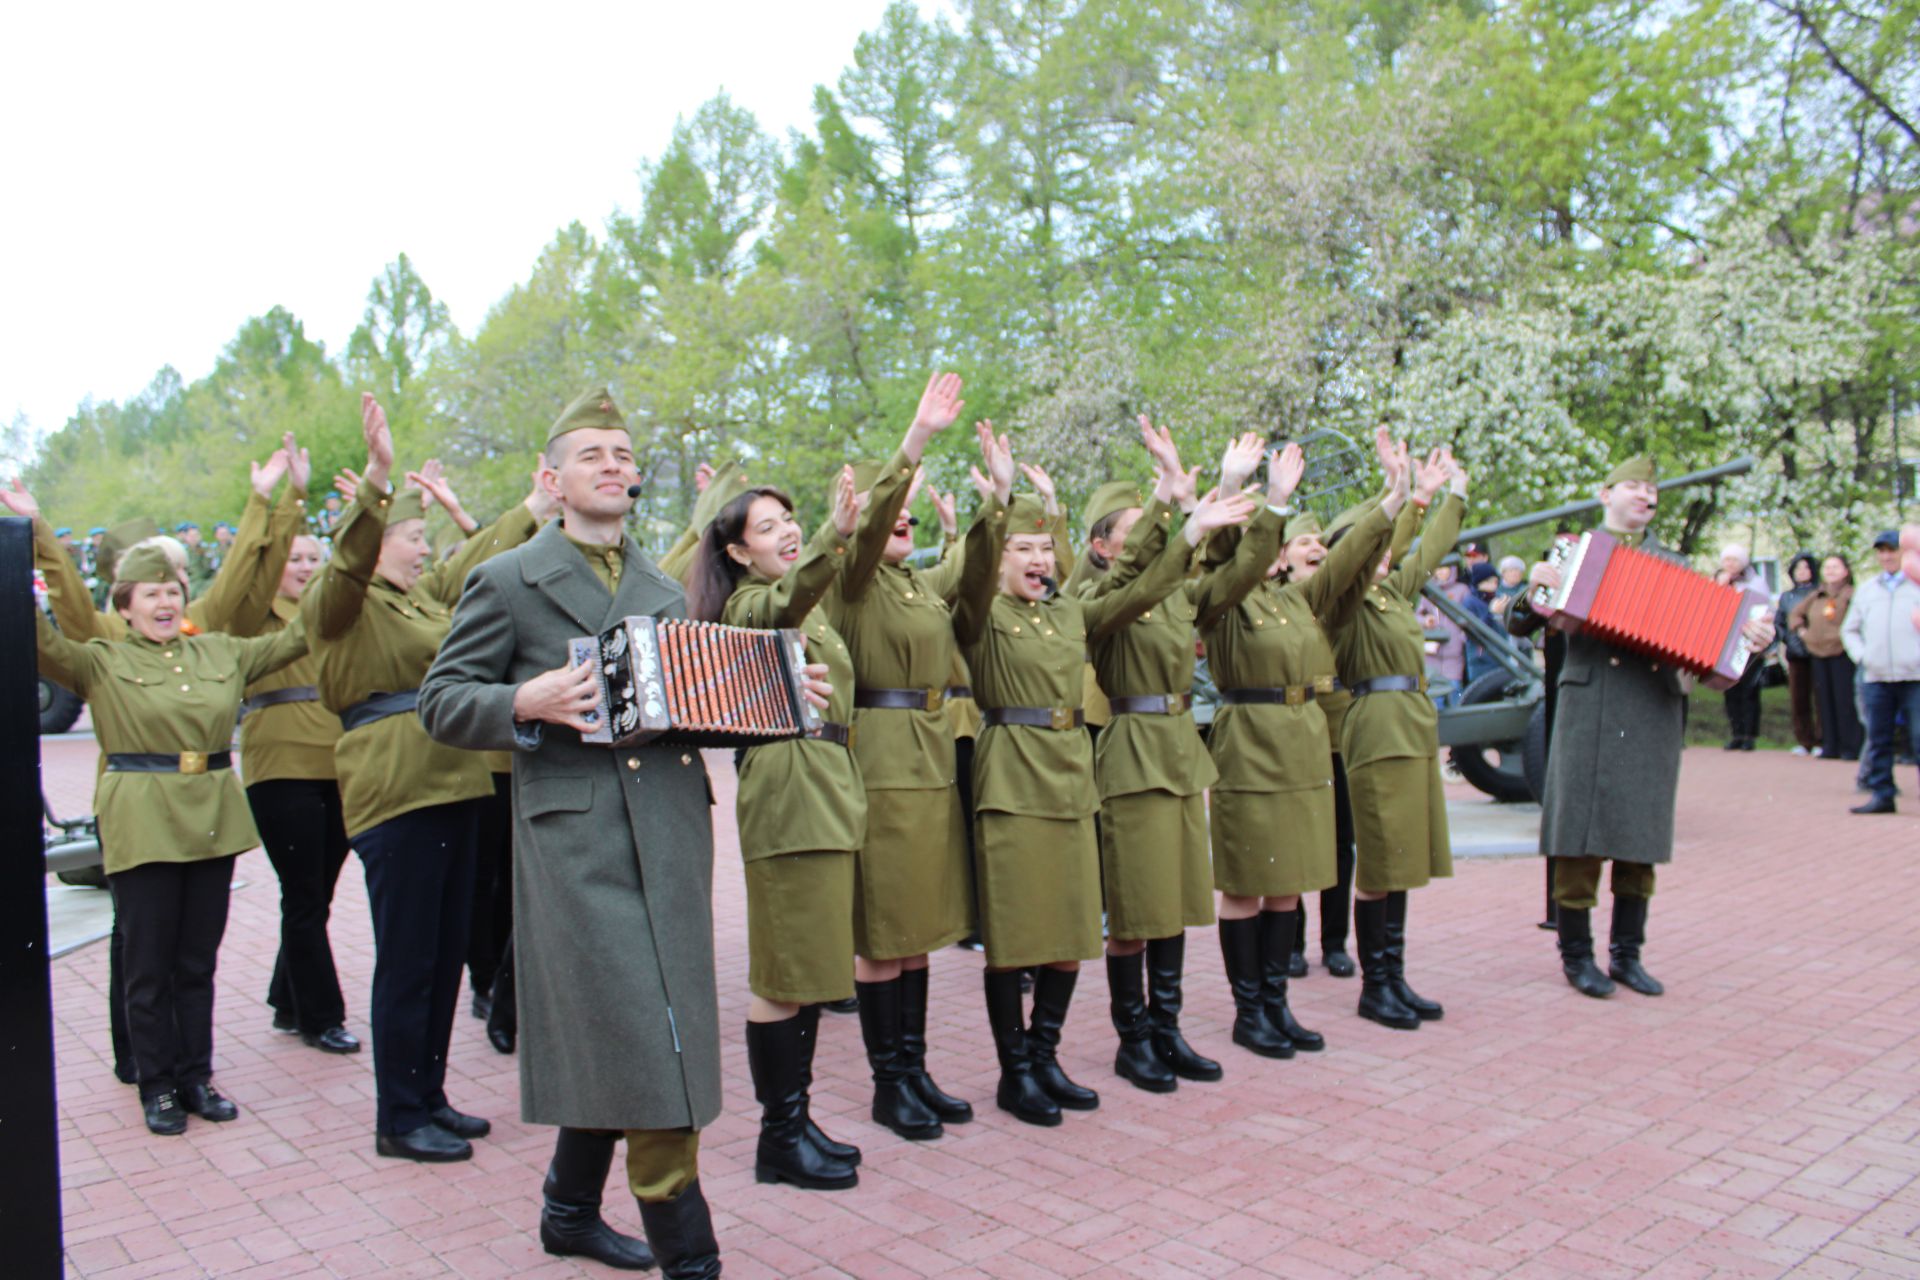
{"left": 1314, "top": 675, "right": 1335, "bottom": 694}
{"left": 1285, "top": 686, "right": 1307, "bottom": 706}
{"left": 846, "top": 724, "right": 857, "bottom": 750}
{"left": 925, "top": 689, "right": 943, "bottom": 711}
{"left": 1049, "top": 707, "right": 1073, "bottom": 731}
{"left": 179, "top": 751, "right": 208, "bottom": 775}
{"left": 1170, "top": 693, "right": 1188, "bottom": 714}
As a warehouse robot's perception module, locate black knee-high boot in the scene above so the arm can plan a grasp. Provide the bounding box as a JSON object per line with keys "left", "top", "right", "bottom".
{"left": 1260, "top": 910, "right": 1324, "bottom": 1051}
{"left": 1354, "top": 897, "right": 1419, "bottom": 1030}
{"left": 1219, "top": 916, "right": 1292, "bottom": 1057}
{"left": 899, "top": 966, "right": 972, "bottom": 1122}
{"left": 1556, "top": 908, "right": 1615, "bottom": 998}
{"left": 1108, "top": 950, "right": 1176, "bottom": 1093}
{"left": 1027, "top": 967, "right": 1098, "bottom": 1110}
{"left": 856, "top": 978, "right": 943, "bottom": 1140}
{"left": 540, "top": 1128, "right": 655, "bottom": 1270}
{"left": 635, "top": 1179, "right": 720, "bottom": 1280}
{"left": 747, "top": 1018, "right": 858, "bottom": 1190}
{"left": 983, "top": 968, "right": 1059, "bottom": 1126}
{"left": 796, "top": 1004, "right": 860, "bottom": 1165}
{"left": 1146, "top": 934, "right": 1222, "bottom": 1081}
{"left": 1320, "top": 844, "right": 1356, "bottom": 977}
{"left": 1608, "top": 895, "right": 1664, "bottom": 995}
{"left": 1382, "top": 891, "right": 1443, "bottom": 1021}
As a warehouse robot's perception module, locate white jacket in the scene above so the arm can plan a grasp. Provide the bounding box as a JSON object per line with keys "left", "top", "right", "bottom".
{"left": 1841, "top": 574, "right": 1920, "bottom": 682}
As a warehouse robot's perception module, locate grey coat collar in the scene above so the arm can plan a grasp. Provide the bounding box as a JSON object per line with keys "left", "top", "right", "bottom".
{"left": 518, "top": 519, "right": 682, "bottom": 634}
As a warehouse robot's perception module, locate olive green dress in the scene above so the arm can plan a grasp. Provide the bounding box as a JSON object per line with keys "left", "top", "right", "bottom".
{"left": 956, "top": 500, "right": 1202, "bottom": 968}
{"left": 301, "top": 483, "right": 538, "bottom": 837}
{"left": 723, "top": 518, "right": 865, "bottom": 1005}
{"left": 1330, "top": 493, "right": 1465, "bottom": 893}
{"left": 1199, "top": 505, "right": 1395, "bottom": 897}
{"left": 828, "top": 450, "right": 976, "bottom": 960}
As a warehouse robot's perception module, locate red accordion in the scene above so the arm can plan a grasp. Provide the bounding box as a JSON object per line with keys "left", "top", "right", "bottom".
{"left": 572, "top": 616, "right": 821, "bottom": 747}
{"left": 1531, "top": 530, "right": 1770, "bottom": 689}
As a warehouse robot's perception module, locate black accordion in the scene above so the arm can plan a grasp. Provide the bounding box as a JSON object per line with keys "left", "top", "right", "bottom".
{"left": 572, "top": 616, "right": 821, "bottom": 748}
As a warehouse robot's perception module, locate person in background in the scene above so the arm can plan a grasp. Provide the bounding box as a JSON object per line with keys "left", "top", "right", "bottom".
{"left": 1790, "top": 555, "right": 1862, "bottom": 762}
{"left": 1775, "top": 553, "right": 1821, "bottom": 756}
{"left": 1715, "top": 545, "right": 1771, "bottom": 751}
{"left": 1843, "top": 530, "right": 1920, "bottom": 815}
{"left": 1417, "top": 566, "right": 1465, "bottom": 708}
{"left": 1461, "top": 562, "right": 1506, "bottom": 686}
{"left": 1490, "top": 556, "right": 1528, "bottom": 615}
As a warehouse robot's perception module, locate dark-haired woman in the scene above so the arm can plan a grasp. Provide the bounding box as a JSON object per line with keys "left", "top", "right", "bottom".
{"left": 956, "top": 423, "right": 1256, "bottom": 1125}
{"left": 1790, "top": 555, "right": 1863, "bottom": 761}
{"left": 35, "top": 545, "right": 310, "bottom": 1134}
{"left": 1776, "top": 553, "right": 1821, "bottom": 755}
{"left": 828, "top": 374, "right": 980, "bottom": 1141}
{"left": 1328, "top": 448, "right": 1467, "bottom": 1030}
{"left": 683, "top": 467, "right": 873, "bottom": 1191}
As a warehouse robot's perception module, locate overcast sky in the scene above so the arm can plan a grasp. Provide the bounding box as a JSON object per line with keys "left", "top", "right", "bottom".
{"left": 0, "top": 0, "right": 909, "bottom": 442}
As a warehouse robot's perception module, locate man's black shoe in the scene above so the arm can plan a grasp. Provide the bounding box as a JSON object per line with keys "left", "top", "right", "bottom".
{"left": 180, "top": 1083, "right": 239, "bottom": 1122}
{"left": 1851, "top": 796, "right": 1897, "bottom": 815}
{"left": 301, "top": 1026, "right": 361, "bottom": 1054}
{"left": 377, "top": 1123, "right": 473, "bottom": 1162}
{"left": 430, "top": 1106, "right": 492, "bottom": 1139}
{"left": 143, "top": 1091, "right": 188, "bottom": 1135}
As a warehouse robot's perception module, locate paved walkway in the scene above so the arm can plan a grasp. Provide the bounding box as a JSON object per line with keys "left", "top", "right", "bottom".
{"left": 50, "top": 743, "right": 1920, "bottom": 1278}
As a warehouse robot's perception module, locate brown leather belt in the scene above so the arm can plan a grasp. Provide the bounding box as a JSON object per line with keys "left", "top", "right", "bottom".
{"left": 1107, "top": 693, "right": 1192, "bottom": 715}
{"left": 854, "top": 688, "right": 944, "bottom": 711}
{"left": 809, "top": 722, "right": 855, "bottom": 748}
{"left": 240, "top": 685, "right": 320, "bottom": 718}
{"left": 980, "top": 707, "right": 1085, "bottom": 730}
{"left": 946, "top": 686, "right": 973, "bottom": 701}
{"left": 106, "top": 751, "right": 233, "bottom": 775}
{"left": 1220, "top": 676, "right": 1341, "bottom": 707}
{"left": 1348, "top": 675, "right": 1427, "bottom": 696}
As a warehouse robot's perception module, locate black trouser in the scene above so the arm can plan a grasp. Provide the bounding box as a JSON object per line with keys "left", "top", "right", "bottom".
{"left": 353, "top": 800, "right": 480, "bottom": 1136}
{"left": 109, "top": 855, "right": 237, "bottom": 1100}
{"left": 1811, "top": 653, "right": 1863, "bottom": 760}
{"left": 1722, "top": 661, "right": 1764, "bottom": 741}
{"left": 251, "top": 779, "right": 351, "bottom": 1035}
{"left": 467, "top": 774, "right": 514, "bottom": 998}
{"left": 1784, "top": 655, "right": 1818, "bottom": 751}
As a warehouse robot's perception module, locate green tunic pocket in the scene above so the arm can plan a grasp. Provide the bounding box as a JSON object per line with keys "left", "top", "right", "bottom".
{"left": 521, "top": 775, "right": 594, "bottom": 818}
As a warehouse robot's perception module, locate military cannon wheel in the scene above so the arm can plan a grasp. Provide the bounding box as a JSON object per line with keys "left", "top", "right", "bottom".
{"left": 1447, "top": 671, "right": 1536, "bottom": 804}
{"left": 39, "top": 676, "right": 83, "bottom": 735}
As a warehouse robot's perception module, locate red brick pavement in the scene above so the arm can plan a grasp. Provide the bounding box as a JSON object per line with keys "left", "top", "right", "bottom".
{"left": 48, "top": 743, "right": 1920, "bottom": 1278}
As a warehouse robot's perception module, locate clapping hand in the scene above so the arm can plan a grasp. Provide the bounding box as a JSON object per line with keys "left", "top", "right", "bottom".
{"left": 907, "top": 372, "right": 966, "bottom": 458}
{"left": 970, "top": 420, "right": 1014, "bottom": 505}
{"left": 1019, "top": 463, "right": 1059, "bottom": 518}
{"left": 925, "top": 484, "right": 958, "bottom": 537}
{"left": 283, "top": 432, "right": 312, "bottom": 494}
{"left": 361, "top": 393, "right": 394, "bottom": 490}
{"left": 1267, "top": 443, "right": 1305, "bottom": 507}
{"left": 1183, "top": 486, "right": 1261, "bottom": 547}
{"left": 1142, "top": 415, "right": 1199, "bottom": 512}
{"left": 831, "top": 465, "right": 865, "bottom": 538}
{"left": 251, "top": 448, "right": 290, "bottom": 500}
{"left": 0, "top": 478, "right": 40, "bottom": 521}
{"left": 1219, "top": 432, "right": 1265, "bottom": 493}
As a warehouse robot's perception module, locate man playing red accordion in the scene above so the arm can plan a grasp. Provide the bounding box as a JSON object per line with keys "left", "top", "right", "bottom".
{"left": 1507, "top": 455, "right": 1773, "bottom": 999}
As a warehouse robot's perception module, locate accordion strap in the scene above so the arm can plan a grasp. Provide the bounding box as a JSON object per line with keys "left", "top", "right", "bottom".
{"left": 808, "top": 721, "right": 854, "bottom": 748}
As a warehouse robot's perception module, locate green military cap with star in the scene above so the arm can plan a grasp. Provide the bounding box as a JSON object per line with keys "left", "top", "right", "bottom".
{"left": 548, "top": 387, "right": 630, "bottom": 445}
{"left": 1605, "top": 455, "right": 1657, "bottom": 486}
{"left": 1083, "top": 480, "right": 1144, "bottom": 532}
{"left": 113, "top": 544, "right": 176, "bottom": 586}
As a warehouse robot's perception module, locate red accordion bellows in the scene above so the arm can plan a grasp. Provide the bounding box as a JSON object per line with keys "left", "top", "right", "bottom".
{"left": 1531, "top": 531, "right": 1769, "bottom": 690}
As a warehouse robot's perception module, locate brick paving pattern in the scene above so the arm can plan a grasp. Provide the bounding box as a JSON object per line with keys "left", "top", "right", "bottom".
{"left": 49, "top": 741, "right": 1920, "bottom": 1278}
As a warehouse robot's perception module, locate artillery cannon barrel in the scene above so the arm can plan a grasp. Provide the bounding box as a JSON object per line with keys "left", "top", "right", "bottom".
{"left": 1454, "top": 456, "right": 1757, "bottom": 547}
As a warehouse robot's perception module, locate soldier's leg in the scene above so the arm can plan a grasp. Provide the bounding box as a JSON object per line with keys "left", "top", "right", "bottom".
{"left": 540, "top": 1127, "right": 652, "bottom": 1269}
{"left": 626, "top": 1129, "right": 719, "bottom": 1279}
{"left": 1552, "top": 857, "right": 1614, "bottom": 998}
{"left": 1608, "top": 863, "right": 1662, "bottom": 996}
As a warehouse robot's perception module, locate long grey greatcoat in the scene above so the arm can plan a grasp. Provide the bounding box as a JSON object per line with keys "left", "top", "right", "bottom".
{"left": 1510, "top": 530, "right": 1691, "bottom": 866}
{"left": 419, "top": 520, "right": 720, "bottom": 1132}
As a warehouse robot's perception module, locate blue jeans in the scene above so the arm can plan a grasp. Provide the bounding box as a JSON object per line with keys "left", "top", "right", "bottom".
{"left": 1861, "top": 680, "right": 1920, "bottom": 804}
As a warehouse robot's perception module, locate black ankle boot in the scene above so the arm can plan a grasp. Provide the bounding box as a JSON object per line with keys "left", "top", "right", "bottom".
{"left": 540, "top": 1128, "right": 655, "bottom": 1270}
{"left": 899, "top": 966, "right": 972, "bottom": 1123}
{"left": 856, "top": 978, "right": 943, "bottom": 1140}
{"left": 1383, "top": 891, "right": 1443, "bottom": 1021}
{"left": 1028, "top": 967, "right": 1099, "bottom": 1110}
{"left": 1321, "top": 844, "right": 1356, "bottom": 977}
{"left": 1219, "top": 916, "right": 1293, "bottom": 1057}
{"left": 1107, "top": 951, "right": 1176, "bottom": 1093}
{"left": 1145, "top": 934, "right": 1222, "bottom": 1082}
{"left": 1555, "top": 907, "right": 1615, "bottom": 998}
{"left": 1355, "top": 898, "right": 1420, "bottom": 1029}
{"left": 635, "top": 1179, "right": 721, "bottom": 1279}
{"left": 1288, "top": 905, "right": 1310, "bottom": 977}
{"left": 1608, "top": 895, "right": 1664, "bottom": 996}
{"left": 796, "top": 1005, "right": 859, "bottom": 1166}
{"left": 1260, "top": 910, "right": 1324, "bottom": 1051}
{"left": 983, "top": 969, "right": 1060, "bottom": 1126}
{"left": 747, "top": 1017, "right": 858, "bottom": 1190}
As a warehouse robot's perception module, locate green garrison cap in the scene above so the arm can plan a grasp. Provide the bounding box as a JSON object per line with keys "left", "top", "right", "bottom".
{"left": 1605, "top": 455, "right": 1657, "bottom": 486}
{"left": 99, "top": 517, "right": 163, "bottom": 579}
{"left": 1083, "top": 480, "right": 1144, "bottom": 532}
{"left": 1005, "top": 494, "right": 1050, "bottom": 536}
{"left": 114, "top": 544, "right": 176, "bottom": 586}
{"left": 548, "top": 387, "right": 629, "bottom": 445}
{"left": 388, "top": 488, "right": 428, "bottom": 523}
{"left": 1284, "top": 510, "right": 1325, "bottom": 541}
{"left": 690, "top": 459, "right": 751, "bottom": 535}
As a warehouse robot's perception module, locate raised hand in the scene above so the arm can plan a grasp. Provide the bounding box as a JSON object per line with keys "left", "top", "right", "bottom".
{"left": 831, "top": 465, "right": 865, "bottom": 538}
{"left": 926, "top": 485, "right": 958, "bottom": 537}
{"left": 905, "top": 466, "right": 927, "bottom": 510}
{"left": 1381, "top": 443, "right": 1412, "bottom": 518}
{"left": 1183, "top": 486, "right": 1260, "bottom": 547}
{"left": 907, "top": 371, "right": 966, "bottom": 457}
{"left": 251, "top": 448, "right": 290, "bottom": 500}
{"left": 1138, "top": 414, "right": 1184, "bottom": 478}
{"left": 1018, "top": 462, "right": 1059, "bottom": 517}
{"left": 694, "top": 461, "right": 716, "bottom": 494}
{"left": 1374, "top": 423, "right": 1394, "bottom": 471}
{"left": 361, "top": 393, "right": 394, "bottom": 489}
{"left": 976, "top": 420, "right": 1014, "bottom": 503}
{"left": 1268, "top": 443, "right": 1305, "bottom": 506}
{"left": 282, "top": 432, "right": 312, "bottom": 493}
{"left": 1412, "top": 446, "right": 1447, "bottom": 503}
{"left": 1, "top": 477, "right": 40, "bottom": 521}
{"left": 334, "top": 467, "right": 362, "bottom": 506}
{"left": 406, "top": 460, "right": 477, "bottom": 532}
{"left": 1445, "top": 448, "right": 1470, "bottom": 498}
{"left": 1219, "top": 432, "right": 1265, "bottom": 493}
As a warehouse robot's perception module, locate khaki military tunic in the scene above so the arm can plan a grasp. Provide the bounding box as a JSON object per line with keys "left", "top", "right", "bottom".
{"left": 35, "top": 615, "right": 308, "bottom": 874}
{"left": 302, "top": 483, "right": 538, "bottom": 837}
{"left": 1331, "top": 493, "right": 1464, "bottom": 892}
{"left": 1201, "top": 505, "right": 1394, "bottom": 897}
{"left": 725, "top": 519, "right": 864, "bottom": 1004}
{"left": 957, "top": 498, "right": 1200, "bottom": 968}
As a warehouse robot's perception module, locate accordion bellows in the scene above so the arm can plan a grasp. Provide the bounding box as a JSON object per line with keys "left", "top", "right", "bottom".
{"left": 574, "top": 617, "right": 820, "bottom": 747}
{"left": 1531, "top": 531, "right": 1771, "bottom": 690}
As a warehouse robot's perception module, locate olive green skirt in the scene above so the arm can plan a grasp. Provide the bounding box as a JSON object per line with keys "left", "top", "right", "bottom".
{"left": 854, "top": 787, "right": 973, "bottom": 961}
{"left": 744, "top": 851, "right": 855, "bottom": 1005}
{"left": 975, "top": 812, "right": 1103, "bottom": 969}
{"left": 1209, "top": 788, "right": 1336, "bottom": 898}
{"left": 1101, "top": 790, "right": 1214, "bottom": 940}
{"left": 1348, "top": 755, "right": 1452, "bottom": 893}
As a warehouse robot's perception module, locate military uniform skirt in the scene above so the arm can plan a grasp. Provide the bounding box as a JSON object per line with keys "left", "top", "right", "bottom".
{"left": 1100, "top": 790, "right": 1214, "bottom": 940}
{"left": 1348, "top": 754, "right": 1452, "bottom": 893}
{"left": 1210, "top": 787, "right": 1337, "bottom": 898}
{"left": 974, "top": 812, "right": 1103, "bottom": 968}
{"left": 854, "top": 787, "right": 973, "bottom": 961}
{"left": 745, "top": 851, "right": 855, "bottom": 1005}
